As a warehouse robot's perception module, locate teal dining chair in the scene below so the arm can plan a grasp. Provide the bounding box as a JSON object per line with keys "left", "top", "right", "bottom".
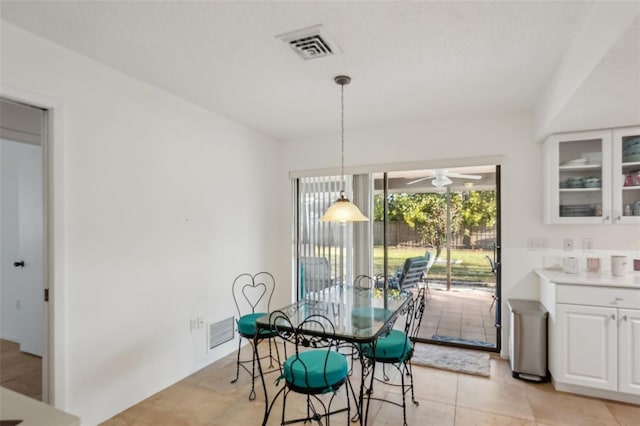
{"left": 230, "top": 272, "right": 280, "bottom": 400}
{"left": 360, "top": 287, "right": 426, "bottom": 426}
{"left": 264, "top": 311, "right": 355, "bottom": 425}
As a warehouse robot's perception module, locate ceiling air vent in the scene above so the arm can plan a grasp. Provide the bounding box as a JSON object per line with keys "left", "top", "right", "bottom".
{"left": 277, "top": 25, "right": 339, "bottom": 60}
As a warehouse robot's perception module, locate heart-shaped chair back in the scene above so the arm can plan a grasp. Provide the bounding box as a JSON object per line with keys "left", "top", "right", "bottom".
{"left": 232, "top": 272, "right": 275, "bottom": 316}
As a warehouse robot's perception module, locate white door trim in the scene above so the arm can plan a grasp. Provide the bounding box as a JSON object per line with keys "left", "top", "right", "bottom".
{"left": 1, "top": 83, "right": 67, "bottom": 408}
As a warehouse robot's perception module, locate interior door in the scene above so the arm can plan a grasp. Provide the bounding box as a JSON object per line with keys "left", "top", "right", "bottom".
{"left": 1, "top": 138, "right": 43, "bottom": 356}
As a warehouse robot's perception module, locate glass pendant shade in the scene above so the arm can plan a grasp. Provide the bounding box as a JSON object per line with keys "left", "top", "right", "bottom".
{"left": 320, "top": 191, "right": 368, "bottom": 222}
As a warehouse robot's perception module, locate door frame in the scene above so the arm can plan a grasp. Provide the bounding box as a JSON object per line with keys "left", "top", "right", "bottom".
{"left": 1, "top": 84, "right": 67, "bottom": 407}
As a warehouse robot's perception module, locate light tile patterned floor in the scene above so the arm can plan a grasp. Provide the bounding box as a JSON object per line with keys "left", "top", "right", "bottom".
{"left": 101, "top": 343, "right": 640, "bottom": 425}
{"left": 418, "top": 283, "right": 497, "bottom": 347}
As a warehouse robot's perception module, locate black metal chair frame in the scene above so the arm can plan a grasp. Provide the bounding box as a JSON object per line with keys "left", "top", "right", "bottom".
{"left": 230, "top": 271, "right": 280, "bottom": 400}
{"left": 361, "top": 287, "right": 427, "bottom": 426}
{"left": 264, "top": 311, "right": 356, "bottom": 426}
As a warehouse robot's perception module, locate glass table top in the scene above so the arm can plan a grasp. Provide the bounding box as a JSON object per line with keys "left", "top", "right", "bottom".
{"left": 255, "top": 285, "right": 413, "bottom": 343}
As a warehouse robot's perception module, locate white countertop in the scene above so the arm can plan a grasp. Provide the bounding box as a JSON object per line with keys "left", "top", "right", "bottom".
{"left": 0, "top": 387, "right": 80, "bottom": 426}
{"left": 535, "top": 268, "right": 640, "bottom": 288}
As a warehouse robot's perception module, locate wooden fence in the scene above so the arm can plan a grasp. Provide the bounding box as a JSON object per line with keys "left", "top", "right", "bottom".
{"left": 373, "top": 221, "right": 496, "bottom": 249}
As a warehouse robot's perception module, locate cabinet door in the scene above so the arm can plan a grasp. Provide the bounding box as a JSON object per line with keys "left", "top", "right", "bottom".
{"left": 612, "top": 127, "right": 640, "bottom": 224}
{"left": 544, "top": 130, "right": 612, "bottom": 224}
{"left": 619, "top": 308, "right": 640, "bottom": 395}
{"left": 556, "top": 304, "right": 617, "bottom": 390}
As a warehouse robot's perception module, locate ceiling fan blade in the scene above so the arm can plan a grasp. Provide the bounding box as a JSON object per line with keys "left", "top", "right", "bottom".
{"left": 447, "top": 173, "right": 482, "bottom": 180}
{"left": 406, "top": 176, "right": 433, "bottom": 185}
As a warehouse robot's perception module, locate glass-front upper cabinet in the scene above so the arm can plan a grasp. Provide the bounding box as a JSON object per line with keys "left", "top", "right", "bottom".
{"left": 613, "top": 127, "right": 640, "bottom": 224}
{"left": 544, "top": 127, "right": 640, "bottom": 225}
{"left": 544, "top": 130, "right": 611, "bottom": 224}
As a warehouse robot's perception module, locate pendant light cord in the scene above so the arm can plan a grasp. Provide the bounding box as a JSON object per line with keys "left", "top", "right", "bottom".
{"left": 340, "top": 81, "right": 345, "bottom": 193}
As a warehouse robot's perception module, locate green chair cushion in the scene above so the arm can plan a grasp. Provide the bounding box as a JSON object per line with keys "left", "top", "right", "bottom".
{"left": 361, "top": 330, "right": 412, "bottom": 362}
{"left": 237, "top": 312, "right": 268, "bottom": 337}
{"left": 281, "top": 350, "right": 348, "bottom": 391}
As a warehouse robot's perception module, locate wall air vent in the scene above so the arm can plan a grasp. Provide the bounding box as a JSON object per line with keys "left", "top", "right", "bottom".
{"left": 208, "top": 317, "right": 234, "bottom": 350}
{"left": 277, "top": 25, "right": 340, "bottom": 60}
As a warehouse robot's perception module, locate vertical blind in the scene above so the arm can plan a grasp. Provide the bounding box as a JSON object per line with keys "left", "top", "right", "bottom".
{"left": 297, "top": 175, "right": 355, "bottom": 301}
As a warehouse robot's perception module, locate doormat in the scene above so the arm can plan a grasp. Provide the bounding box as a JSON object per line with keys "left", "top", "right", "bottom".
{"left": 431, "top": 334, "right": 495, "bottom": 348}
{"left": 411, "top": 343, "right": 491, "bottom": 377}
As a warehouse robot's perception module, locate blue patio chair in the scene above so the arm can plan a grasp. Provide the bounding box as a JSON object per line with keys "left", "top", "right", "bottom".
{"left": 387, "top": 256, "right": 428, "bottom": 290}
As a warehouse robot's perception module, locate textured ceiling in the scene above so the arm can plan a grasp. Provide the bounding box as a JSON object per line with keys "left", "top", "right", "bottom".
{"left": 0, "top": 1, "right": 603, "bottom": 141}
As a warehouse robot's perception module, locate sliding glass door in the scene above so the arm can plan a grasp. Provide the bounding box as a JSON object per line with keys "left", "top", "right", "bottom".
{"left": 293, "top": 164, "right": 501, "bottom": 351}
{"left": 372, "top": 166, "right": 501, "bottom": 351}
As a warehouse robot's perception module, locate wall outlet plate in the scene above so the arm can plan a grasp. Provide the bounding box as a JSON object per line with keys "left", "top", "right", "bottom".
{"left": 563, "top": 238, "right": 574, "bottom": 251}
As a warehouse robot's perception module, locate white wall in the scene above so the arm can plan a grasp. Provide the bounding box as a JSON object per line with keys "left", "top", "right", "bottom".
{"left": 1, "top": 22, "right": 289, "bottom": 425}
{"left": 281, "top": 112, "right": 640, "bottom": 356}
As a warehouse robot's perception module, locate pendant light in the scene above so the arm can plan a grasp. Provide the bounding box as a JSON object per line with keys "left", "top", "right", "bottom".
{"left": 320, "top": 75, "right": 369, "bottom": 223}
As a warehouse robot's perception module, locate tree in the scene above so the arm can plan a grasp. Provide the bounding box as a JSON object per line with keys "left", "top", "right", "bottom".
{"left": 396, "top": 192, "right": 462, "bottom": 259}
{"left": 373, "top": 193, "right": 405, "bottom": 222}
{"left": 460, "top": 190, "right": 496, "bottom": 247}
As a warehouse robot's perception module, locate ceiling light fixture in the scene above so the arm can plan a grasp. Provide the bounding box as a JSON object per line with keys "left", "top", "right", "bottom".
{"left": 431, "top": 171, "right": 453, "bottom": 188}
{"left": 320, "top": 75, "right": 368, "bottom": 223}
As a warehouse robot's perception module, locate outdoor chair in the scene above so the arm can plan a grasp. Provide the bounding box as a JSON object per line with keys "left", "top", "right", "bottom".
{"left": 360, "top": 287, "right": 427, "bottom": 426}
{"left": 300, "top": 256, "right": 333, "bottom": 296}
{"left": 230, "top": 271, "right": 280, "bottom": 400}
{"left": 385, "top": 256, "right": 428, "bottom": 290}
{"left": 264, "top": 311, "right": 355, "bottom": 425}
{"left": 421, "top": 251, "right": 436, "bottom": 299}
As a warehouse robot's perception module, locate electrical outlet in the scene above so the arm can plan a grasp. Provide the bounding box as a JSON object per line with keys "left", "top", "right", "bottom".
{"left": 583, "top": 237, "right": 594, "bottom": 251}
{"left": 563, "top": 238, "right": 574, "bottom": 251}
{"left": 197, "top": 316, "right": 205, "bottom": 329}
{"left": 527, "top": 238, "right": 548, "bottom": 250}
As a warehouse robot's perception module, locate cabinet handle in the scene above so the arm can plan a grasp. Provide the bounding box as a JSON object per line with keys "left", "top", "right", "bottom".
{"left": 621, "top": 315, "right": 628, "bottom": 322}
{"left": 610, "top": 314, "right": 616, "bottom": 321}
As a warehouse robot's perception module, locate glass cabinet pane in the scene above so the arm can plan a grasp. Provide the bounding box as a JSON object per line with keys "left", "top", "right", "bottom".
{"left": 620, "top": 133, "right": 640, "bottom": 219}
{"left": 557, "top": 138, "right": 603, "bottom": 219}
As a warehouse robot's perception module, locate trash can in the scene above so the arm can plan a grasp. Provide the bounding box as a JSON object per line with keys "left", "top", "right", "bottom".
{"left": 507, "top": 299, "right": 549, "bottom": 382}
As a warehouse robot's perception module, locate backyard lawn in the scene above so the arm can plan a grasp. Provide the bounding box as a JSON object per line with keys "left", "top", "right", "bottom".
{"left": 373, "top": 246, "right": 495, "bottom": 284}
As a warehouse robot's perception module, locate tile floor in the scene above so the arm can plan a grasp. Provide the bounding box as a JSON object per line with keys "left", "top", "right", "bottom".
{"left": 101, "top": 343, "right": 639, "bottom": 426}
{"left": 418, "top": 284, "right": 497, "bottom": 347}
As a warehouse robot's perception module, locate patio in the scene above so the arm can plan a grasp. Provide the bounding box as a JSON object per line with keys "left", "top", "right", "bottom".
{"left": 417, "top": 282, "right": 498, "bottom": 349}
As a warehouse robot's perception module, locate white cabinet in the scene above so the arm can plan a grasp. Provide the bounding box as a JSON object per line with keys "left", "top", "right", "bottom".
{"left": 543, "top": 126, "right": 640, "bottom": 224}
{"left": 619, "top": 308, "right": 640, "bottom": 395}
{"left": 613, "top": 127, "right": 640, "bottom": 224}
{"left": 553, "top": 284, "right": 640, "bottom": 400}
{"left": 556, "top": 304, "right": 618, "bottom": 391}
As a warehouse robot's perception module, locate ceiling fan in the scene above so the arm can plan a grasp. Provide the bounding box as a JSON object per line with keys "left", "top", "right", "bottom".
{"left": 407, "top": 169, "right": 482, "bottom": 187}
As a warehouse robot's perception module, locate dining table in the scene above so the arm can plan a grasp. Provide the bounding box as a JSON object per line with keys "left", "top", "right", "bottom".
{"left": 254, "top": 284, "right": 413, "bottom": 426}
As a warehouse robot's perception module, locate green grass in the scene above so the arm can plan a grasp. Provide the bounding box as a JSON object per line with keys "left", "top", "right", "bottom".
{"left": 373, "top": 246, "right": 495, "bottom": 284}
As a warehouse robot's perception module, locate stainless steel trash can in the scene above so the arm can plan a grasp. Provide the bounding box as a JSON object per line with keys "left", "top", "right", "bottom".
{"left": 508, "top": 299, "right": 549, "bottom": 382}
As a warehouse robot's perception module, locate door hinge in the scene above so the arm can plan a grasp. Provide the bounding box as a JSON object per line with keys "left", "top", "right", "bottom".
{"left": 44, "top": 288, "right": 49, "bottom": 302}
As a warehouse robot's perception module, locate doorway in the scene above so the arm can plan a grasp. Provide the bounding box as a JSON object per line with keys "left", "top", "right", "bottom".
{"left": 0, "top": 99, "right": 47, "bottom": 399}
{"left": 372, "top": 165, "right": 501, "bottom": 352}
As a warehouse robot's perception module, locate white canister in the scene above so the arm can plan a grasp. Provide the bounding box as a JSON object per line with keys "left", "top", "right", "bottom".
{"left": 611, "top": 256, "right": 628, "bottom": 277}
{"left": 562, "top": 257, "right": 579, "bottom": 274}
